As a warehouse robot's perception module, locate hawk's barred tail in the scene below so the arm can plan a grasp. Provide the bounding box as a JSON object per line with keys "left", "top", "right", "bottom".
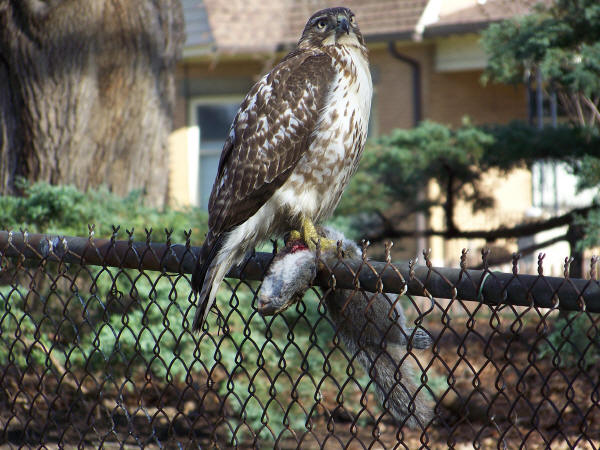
{"left": 191, "top": 233, "right": 225, "bottom": 331}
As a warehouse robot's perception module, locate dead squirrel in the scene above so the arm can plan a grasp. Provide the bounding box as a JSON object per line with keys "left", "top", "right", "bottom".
{"left": 257, "top": 227, "right": 433, "bottom": 428}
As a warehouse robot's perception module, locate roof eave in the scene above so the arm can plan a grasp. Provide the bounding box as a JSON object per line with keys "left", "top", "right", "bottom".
{"left": 182, "top": 44, "right": 216, "bottom": 59}
{"left": 422, "top": 20, "right": 496, "bottom": 38}
{"left": 365, "top": 30, "right": 416, "bottom": 44}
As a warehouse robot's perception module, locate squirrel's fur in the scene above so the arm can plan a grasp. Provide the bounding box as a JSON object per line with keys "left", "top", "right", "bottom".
{"left": 257, "top": 227, "right": 433, "bottom": 428}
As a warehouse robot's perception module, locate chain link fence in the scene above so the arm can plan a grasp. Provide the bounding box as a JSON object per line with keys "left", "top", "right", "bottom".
{"left": 0, "top": 228, "right": 599, "bottom": 448}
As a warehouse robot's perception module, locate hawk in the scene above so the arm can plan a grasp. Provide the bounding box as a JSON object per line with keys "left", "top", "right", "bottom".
{"left": 192, "top": 7, "right": 372, "bottom": 331}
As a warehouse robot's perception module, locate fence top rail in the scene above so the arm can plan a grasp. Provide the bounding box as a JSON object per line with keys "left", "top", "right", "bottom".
{"left": 0, "top": 229, "right": 598, "bottom": 312}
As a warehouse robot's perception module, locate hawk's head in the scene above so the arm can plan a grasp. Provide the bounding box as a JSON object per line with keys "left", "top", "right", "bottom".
{"left": 298, "top": 7, "right": 365, "bottom": 50}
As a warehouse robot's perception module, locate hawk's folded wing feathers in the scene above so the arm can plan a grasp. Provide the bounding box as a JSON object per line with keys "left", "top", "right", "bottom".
{"left": 207, "top": 51, "right": 336, "bottom": 234}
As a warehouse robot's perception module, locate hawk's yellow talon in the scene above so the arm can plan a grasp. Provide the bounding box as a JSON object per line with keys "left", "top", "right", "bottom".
{"left": 299, "top": 216, "right": 337, "bottom": 252}
{"left": 289, "top": 230, "right": 302, "bottom": 241}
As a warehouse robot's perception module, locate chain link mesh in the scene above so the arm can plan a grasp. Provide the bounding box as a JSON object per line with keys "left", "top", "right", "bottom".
{"left": 0, "top": 229, "right": 598, "bottom": 448}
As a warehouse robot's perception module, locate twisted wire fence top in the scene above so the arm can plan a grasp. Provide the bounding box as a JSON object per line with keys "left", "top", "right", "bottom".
{"left": 2, "top": 229, "right": 598, "bottom": 312}
{"left": 0, "top": 228, "right": 599, "bottom": 449}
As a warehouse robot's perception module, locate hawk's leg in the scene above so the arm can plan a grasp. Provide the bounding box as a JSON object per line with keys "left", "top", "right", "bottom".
{"left": 289, "top": 216, "right": 337, "bottom": 251}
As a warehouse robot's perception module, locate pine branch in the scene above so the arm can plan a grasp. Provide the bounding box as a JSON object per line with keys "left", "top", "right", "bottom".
{"left": 470, "top": 233, "right": 568, "bottom": 270}
{"left": 366, "top": 205, "right": 596, "bottom": 244}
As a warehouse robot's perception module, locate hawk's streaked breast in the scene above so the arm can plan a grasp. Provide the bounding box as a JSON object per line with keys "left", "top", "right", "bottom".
{"left": 273, "top": 44, "right": 372, "bottom": 224}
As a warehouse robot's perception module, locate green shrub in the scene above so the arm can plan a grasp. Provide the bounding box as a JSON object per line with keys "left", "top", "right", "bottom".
{"left": 0, "top": 180, "right": 208, "bottom": 242}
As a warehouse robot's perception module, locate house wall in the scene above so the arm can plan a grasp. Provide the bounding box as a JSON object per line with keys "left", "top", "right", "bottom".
{"left": 369, "top": 45, "right": 421, "bottom": 132}
{"left": 370, "top": 41, "right": 527, "bottom": 131}
{"left": 428, "top": 168, "right": 533, "bottom": 269}
{"left": 428, "top": 70, "right": 527, "bottom": 126}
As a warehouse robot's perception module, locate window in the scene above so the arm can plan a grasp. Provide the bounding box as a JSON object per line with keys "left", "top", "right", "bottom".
{"left": 532, "top": 161, "right": 598, "bottom": 212}
{"left": 526, "top": 70, "right": 567, "bottom": 128}
{"left": 189, "top": 97, "right": 241, "bottom": 209}
{"left": 527, "top": 71, "right": 583, "bottom": 212}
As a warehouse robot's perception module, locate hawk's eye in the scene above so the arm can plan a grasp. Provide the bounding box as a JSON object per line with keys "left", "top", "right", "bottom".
{"left": 316, "top": 19, "right": 328, "bottom": 30}
{"left": 349, "top": 15, "right": 356, "bottom": 25}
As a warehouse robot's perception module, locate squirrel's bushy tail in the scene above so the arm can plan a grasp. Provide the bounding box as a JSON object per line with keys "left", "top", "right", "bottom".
{"left": 326, "top": 290, "right": 433, "bottom": 429}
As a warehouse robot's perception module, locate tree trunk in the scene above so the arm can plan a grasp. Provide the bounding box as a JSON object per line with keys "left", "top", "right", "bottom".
{"left": 0, "top": 0, "right": 184, "bottom": 207}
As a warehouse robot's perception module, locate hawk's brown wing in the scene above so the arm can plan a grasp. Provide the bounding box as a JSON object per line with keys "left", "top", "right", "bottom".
{"left": 207, "top": 50, "right": 336, "bottom": 234}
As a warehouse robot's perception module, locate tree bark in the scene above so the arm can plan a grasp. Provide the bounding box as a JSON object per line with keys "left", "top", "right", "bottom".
{"left": 0, "top": 0, "right": 184, "bottom": 206}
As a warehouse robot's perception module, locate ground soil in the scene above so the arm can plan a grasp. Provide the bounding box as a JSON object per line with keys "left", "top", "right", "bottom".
{"left": 1, "top": 314, "right": 599, "bottom": 449}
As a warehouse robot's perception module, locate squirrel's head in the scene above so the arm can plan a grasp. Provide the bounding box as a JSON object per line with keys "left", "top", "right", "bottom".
{"left": 257, "top": 240, "right": 316, "bottom": 316}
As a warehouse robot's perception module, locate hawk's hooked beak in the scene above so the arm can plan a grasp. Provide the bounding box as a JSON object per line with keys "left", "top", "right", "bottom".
{"left": 336, "top": 16, "right": 350, "bottom": 34}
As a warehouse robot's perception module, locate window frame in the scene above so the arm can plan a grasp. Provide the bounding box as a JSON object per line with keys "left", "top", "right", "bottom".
{"left": 187, "top": 95, "right": 243, "bottom": 208}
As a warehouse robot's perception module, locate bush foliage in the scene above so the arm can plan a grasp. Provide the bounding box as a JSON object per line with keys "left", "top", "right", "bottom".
{"left": 0, "top": 180, "right": 209, "bottom": 242}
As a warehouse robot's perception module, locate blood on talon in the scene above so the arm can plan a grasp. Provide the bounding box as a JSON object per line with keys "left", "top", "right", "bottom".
{"left": 291, "top": 243, "right": 309, "bottom": 253}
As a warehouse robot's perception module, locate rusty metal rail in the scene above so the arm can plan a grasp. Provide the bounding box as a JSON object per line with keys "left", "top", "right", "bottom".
{"left": 1, "top": 229, "right": 598, "bottom": 312}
